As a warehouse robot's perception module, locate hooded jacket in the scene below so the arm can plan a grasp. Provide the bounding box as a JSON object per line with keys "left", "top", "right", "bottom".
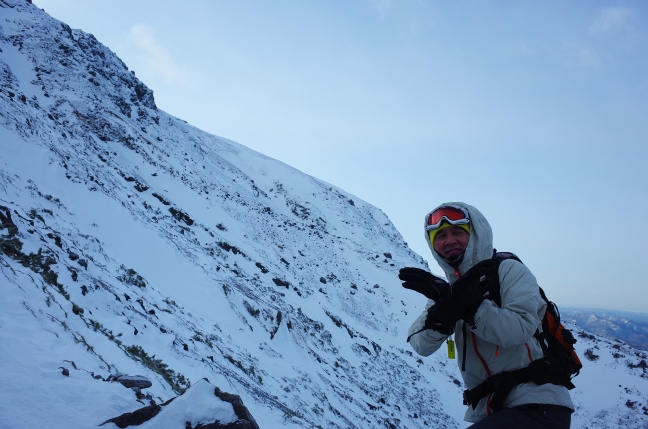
{"left": 407, "top": 202, "right": 574, "bottom": 423}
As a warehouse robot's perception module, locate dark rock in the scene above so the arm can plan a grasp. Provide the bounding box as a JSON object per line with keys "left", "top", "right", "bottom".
{"left": 134, "top": 182, "right": 149, "bottom": 192}
{"left": 272, "top": 278, "right": 289, "bottom": 288}
{"left": 90, "top": 372, "right": 104, "bottom": 380}
{"left": 192, "top": 421, "right": 259, "bottom": 429}
{"left": 169, "top": 207, "right": 194, "bottom": 226}
{"left": 254, "top": 262, "right": 268, "bottom": 274}
{"left": 59, "top": 367, "right": 69, "bottom": 376}
{"left": 152, "top": 193, "right": 171, "bottom": 205}
{"left": 115, "top": 375, "right": 152, "bottom": 389}
{"left": 0, "top": 206, "right": 15, "bottom": 228}
{"left": 134, "top": 81, "right": 157, "bottom": 110}
{"left": 100, "top": 404, "right": 161, "bottom": 428}
{"left": 213, "top": 387, "right": 260, "bottom": 429}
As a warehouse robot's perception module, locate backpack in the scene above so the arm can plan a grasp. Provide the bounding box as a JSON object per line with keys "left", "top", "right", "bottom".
{"left": 461, "top": 251, "right": 582, "bottom": 413}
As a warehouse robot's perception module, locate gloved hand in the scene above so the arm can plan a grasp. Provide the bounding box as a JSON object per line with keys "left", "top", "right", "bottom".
{"left": 423, "top": 307, "right": 455, "bottom": 335}
{"left": 398, "top": 267, "right": 450, "bottom": 301}
{"left": 427, "top": 274, "right": 494, "bottom": 327}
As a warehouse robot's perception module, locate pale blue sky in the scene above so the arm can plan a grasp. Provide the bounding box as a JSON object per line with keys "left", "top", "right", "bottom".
{"left": 32, "top": 0, "right": 648, "bottom": 312}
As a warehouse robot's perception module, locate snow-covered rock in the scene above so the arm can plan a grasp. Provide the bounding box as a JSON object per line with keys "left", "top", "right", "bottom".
{"left": 100, "top": 379, "right": 256, "bottom": 429}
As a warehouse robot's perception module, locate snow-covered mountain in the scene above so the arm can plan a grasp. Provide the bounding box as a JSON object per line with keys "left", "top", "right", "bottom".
{"left": 0, "top": 1, "right": 647, "bottom": 428}
{"left": 562, "top": 309, "right": 648, "bottom": 352}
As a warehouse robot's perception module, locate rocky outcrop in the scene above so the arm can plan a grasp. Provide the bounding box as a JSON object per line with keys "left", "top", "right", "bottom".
{"left": 101, "top": 379, "right": 260, "bottom": 429}
{"left": 211, "top": 387, "right": 260, "bottom": 429}
{"left": 100, "top": 404, "right": 162, "bottom": 428}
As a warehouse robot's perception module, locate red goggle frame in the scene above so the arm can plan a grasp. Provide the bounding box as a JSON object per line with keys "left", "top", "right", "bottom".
{"left": 425, "top": 205, "right": 470, "bottom": 231}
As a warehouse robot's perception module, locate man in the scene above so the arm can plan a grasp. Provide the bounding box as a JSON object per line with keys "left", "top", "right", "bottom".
{"left": 400, "top": 202, "right": 574, "bottom": 428}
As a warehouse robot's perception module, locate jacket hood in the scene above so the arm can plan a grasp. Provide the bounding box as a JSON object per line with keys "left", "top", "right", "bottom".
{"left": 425, "top": 202, "right": 494, "bottom": 282}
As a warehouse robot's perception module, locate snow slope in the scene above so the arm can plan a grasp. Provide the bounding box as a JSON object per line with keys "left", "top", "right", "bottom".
{"left": 0, "top": 1, "right": 647, "bottom": 428}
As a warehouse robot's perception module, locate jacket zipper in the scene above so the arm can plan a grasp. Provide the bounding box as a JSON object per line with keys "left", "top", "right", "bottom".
{"left": 471, "top": 330, "right": 493, "bottom": 415}
{"left": 455, "top": 267, "right": 495, "bottom": 414}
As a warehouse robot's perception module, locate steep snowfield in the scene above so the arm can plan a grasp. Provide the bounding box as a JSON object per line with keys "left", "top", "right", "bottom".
{"left": 0, "top": 1, "right": 647, "bottom": 428}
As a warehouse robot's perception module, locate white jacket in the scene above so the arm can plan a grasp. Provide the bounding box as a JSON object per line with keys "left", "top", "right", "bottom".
{"left": 407, "top": 202, "right": 574, "bottom": 423}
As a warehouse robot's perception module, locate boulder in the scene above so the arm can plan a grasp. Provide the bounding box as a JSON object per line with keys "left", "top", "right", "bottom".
{"left": 115, "top": 375, "right": 152, "bottom": 389}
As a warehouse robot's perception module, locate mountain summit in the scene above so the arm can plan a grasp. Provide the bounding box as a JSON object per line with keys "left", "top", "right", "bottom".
{"left": 1, "top": 1, "right": 647, "bottom": 428}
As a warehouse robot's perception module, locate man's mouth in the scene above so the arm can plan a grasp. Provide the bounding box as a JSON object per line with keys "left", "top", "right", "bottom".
{"left": 445, "top": 247, "right": 462, "bottom": 257}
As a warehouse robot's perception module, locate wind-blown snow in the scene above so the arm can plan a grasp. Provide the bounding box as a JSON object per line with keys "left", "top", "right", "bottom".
{"left": 0, "top": 1, "right": 647, "bottom": 428}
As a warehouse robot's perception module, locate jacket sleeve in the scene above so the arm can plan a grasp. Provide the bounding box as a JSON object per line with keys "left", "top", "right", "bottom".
{"left": 407, "top": 298, "right": 449, "bottom": 356}
{"left": 470, "top": 259, "right": 545, "bottom": 348}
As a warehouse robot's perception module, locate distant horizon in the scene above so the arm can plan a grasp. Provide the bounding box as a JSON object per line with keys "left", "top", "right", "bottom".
{"left": 562, "top": 307, "right": 648, "bottom": 318}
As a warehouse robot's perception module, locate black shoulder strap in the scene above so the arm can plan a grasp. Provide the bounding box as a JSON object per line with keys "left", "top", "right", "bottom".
{"left": 480, "top": 250, "right": 522, "bottom": 308}
{"left": 493, "top": 250, "right": 523, "bottom": 264}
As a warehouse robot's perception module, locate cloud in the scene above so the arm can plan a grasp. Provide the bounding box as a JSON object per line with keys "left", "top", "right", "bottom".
{"left": 589, "top": 7, "right": 634, "bottom": 36}
{"left": 127, "top": 24, "right": 201, "bottom": 88}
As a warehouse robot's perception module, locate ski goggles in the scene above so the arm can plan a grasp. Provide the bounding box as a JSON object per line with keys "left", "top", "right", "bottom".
{"left": 424, "top": 205, "right": 470, "bottom": 231}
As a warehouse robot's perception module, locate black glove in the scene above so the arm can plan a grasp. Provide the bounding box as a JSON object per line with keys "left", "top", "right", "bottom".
{"left": 398, "top": 267, "right": 450, "bottom": 301}
{"left": 449, "top": 258, "right": 499, "bottom": 297}
{"left": 423, "top": 307, "right": 456, "bottom": 335}
{"left": 427, "top": 273, "right": 494, "bottom": 327}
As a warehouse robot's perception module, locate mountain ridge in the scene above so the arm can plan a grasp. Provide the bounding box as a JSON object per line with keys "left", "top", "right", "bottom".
{"left": 562, "top": 308, "right": 648, "bottom": 352}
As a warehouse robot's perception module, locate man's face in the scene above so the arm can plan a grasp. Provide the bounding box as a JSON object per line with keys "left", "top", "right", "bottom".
{"left": 433, "top": 226, "right": 470, "bottom": 259}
